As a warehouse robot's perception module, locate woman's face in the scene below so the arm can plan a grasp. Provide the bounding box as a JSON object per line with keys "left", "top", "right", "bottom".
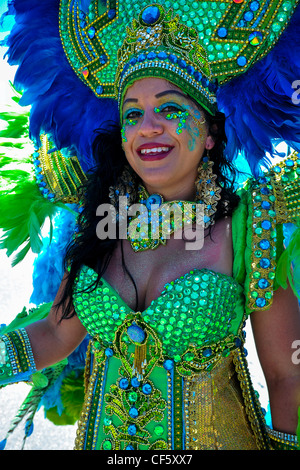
{"left": 121, "top": 78, "right": 215, "bottom": 200}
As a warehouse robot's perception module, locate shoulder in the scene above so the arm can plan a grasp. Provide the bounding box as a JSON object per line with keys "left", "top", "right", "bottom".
{"left": 232, "top": 151, "right": 300, "bottom": 314}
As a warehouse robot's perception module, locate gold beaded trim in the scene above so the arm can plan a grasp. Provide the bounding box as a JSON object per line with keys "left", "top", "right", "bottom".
{"left": 246, "top": 151, "right": 300, "bottom": 312}
{"left": 33, "top": 134, "right": 87, "bottom": 203}
{"left": 232, "top": 348, "right": 270, "bottom": 450}
{"left": 266, "top": 426, "right": 298, "bottom": 450}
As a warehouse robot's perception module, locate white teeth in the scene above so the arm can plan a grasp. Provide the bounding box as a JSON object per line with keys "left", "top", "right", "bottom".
{"left": 140, "top": 146, "right": 170, "bottom": 154}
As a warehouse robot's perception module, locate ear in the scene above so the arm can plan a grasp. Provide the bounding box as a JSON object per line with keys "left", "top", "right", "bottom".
{"left": 205, "top": 134, "right": 215, "bottom": 150}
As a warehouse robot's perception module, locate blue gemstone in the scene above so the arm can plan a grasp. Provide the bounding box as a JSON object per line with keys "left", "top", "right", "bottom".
{"left": 105, "top": 347, "right": 113, "bottom": 357}
{"left": 129, "top": 407, "right": 139, "bottom": 419}
{"left": 127, "top": 323, "right": 146, "bottom": 343}
{"left": 141, "top": 6, "right": 161, "bottom": 25}
{"left": 128, "top": 424, "right": 137, "bottom": 436}
{"left": 146, "top": 194, "right": 162, "bottom": 209}
{"left": 138, "top": 53, "right": 146, "bottom": 62}
{"left": 186, "top": 64, "right": 195, "bottom": 75}
{"left": 87, "top": 27, "right": 95, "bottom": 39}
{"left": 237, "top": 56, "right": 247, "bottom": 67}
{"left": 260, "top": 187, "right": 269, "bottom": 195}
{"left": 194, "top": 71, "right": 202, "bottom": 82}
{"left": 244, "top": 11, "right": 254, "bottom": 22}
{"left": 217, "top": 27, "right": 227, "bottom": 38}
{"left": 261, "top": 220, "right": 271, "bottom": 230}
{"left": 147, "top": 51, "right": 157, "bottom": 60}
{"left": 178, "top": 59, "right": 187, "bottom": 69}
{"left": 258, "top": 278, "right": 270, "bottom": 289}
{"left": 157, "top": 51, "right": 167, "bottom": 60}
{"left": 131, "top": 377, "right": 140, "bottom": 388}
{"left": 129, "top": 58, "right": 137, "bottom": 66}
{"left": 255, "top": 297, "right": 267, "bottom": 308}
{"left": 235, "top": 338, "right": 242, "bottom": 348}
{"left": 163, "top": 359, "right": 174, "bottom": 371}
{"left": 285, "top": 159, "right": 294, "bottom": 167}
{"left": 201, "top": 77, "right": 209, "bottom": 88}
{"left": 203, "top": 348, "right": 212, "bottom": 357}
{"left": 99, "top": 55, "right": 107, "bottom": 64}
{"left": 108, "top": 9, "right": 116, "bottom": 19}
{"left": 119, "top": 378, "right": 129, "bottom": 390}
{"left": 261, "top": 201, "right": 271, "bottom": 210}
{"left": 126, "top": 445, "right": 135, "bottom": 450}
{"left": 96, "top": 85, "right": 104, "bottom": 95}
{"left": 142, "top": 383, "right": 152, "bottom": 395}
{"left": 259, "top": 258, "right": 271, "bottom": 269}
{"left": 250, "top": 1, "right": 260, "bottom": 11}
{"left": 168, "top": 54, "right": 177, "bottom": 64}
{"left": 259, "top": 239, "right": 270, "bottom": 250}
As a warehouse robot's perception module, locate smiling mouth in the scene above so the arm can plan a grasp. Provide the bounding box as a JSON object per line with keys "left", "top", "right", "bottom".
{"left": 137, "top": 145, "right": 174, "bottom": 160}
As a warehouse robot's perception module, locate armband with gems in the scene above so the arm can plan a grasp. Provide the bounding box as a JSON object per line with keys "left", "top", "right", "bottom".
{"left": 245, "top": 151, "right": 300, "bottom": 313}
{"left": 0, "top": 328, "right": 37, "bottom": 386}
{"left": 266, "top": 426, "right": 298, "bottom": 450}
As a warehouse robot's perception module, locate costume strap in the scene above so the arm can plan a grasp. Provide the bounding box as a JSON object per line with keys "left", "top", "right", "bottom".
{"left": 243, "top": 151, "right": 300, "bottom": 314}
{"left": 266, "top": 426, "right": 298, "bottom": 450}
{"left": 0, "top": 328, "right": 36, "bottom": 386}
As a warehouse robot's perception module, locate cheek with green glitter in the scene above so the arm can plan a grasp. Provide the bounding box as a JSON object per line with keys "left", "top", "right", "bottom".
{"left": 121, "top": 118, "right": 138, "bottom": 142}
{"left": 154, "top": 107, "right": 189, "bottom": 135}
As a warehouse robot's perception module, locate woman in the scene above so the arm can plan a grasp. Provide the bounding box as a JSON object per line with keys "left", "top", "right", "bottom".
{"left": 1, "top": 0, "right": 300, "bottom": 451}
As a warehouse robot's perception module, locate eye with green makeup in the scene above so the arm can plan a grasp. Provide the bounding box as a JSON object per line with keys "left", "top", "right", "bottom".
{"left": 122, "top": 107, "right": 144, "bottom": 122}
{"left": 154, "top": 101, "right": 187, "bottom": 116}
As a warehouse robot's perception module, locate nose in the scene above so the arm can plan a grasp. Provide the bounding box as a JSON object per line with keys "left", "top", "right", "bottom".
{"left": 137, "top": 108, "right": 164, "bottom": 137}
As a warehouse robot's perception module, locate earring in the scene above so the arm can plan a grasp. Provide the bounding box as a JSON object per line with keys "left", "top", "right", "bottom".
{"left": 195, "top": 150, "right": 221, "bottom": 228}
{"left": 109, "top": 165, "right": 138, "bottom": 213}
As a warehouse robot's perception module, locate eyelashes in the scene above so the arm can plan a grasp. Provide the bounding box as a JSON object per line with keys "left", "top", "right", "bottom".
{"left": 123, "top": 102, "right": 187, "bottom": 122}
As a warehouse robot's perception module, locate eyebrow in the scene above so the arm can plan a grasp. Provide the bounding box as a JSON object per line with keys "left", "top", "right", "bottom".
{"left": 123, "top": 89, "right": 188, "bottom": 106}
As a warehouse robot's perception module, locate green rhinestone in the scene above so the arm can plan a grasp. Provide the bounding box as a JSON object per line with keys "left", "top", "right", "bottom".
{"left": 154, "top": 425, "right": 164, "bottom": 436}
{"left": 128, "top": 392, "right": 138, "bottom": 402}
{"left": 103, "top": 440, "right": 112, "bottom": 450}
{"left": 253, "top": 271, "right": 261, "bottom": 279}
{"left": 184, "top": 352, "right": 195, "bottom": 361}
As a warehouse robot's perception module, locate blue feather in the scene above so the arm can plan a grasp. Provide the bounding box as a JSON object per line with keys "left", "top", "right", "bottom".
{"left": 30, "top": 207, "right": 77, "bottom": 305}
{"left": 218, "top": 4, "right": 300, "bottom": 177}
{"left": 1, "top": 0, "right": 119, "bottom": 170}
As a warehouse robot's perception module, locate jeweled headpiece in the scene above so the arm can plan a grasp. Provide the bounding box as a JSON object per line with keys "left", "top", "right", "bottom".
{"left": 60, "top": 1, "right": 298, "bottom": 118}
{"left": 2, "top": 0, "right": 300, "bottom": 179}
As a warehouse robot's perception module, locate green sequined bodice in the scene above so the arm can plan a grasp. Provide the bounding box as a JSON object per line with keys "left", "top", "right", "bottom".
{"left": 73, "top": 265, "right": 243, "bottom": 361}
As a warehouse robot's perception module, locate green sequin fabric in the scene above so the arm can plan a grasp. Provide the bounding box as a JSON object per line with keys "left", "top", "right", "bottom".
{"left": 73, "top": 266, "right": 242, "bottom": 359}
{"left": 59, "top": 0, "right": 297, "bottom": 109}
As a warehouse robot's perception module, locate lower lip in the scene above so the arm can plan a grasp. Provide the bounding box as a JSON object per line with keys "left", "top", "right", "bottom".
{"left": 138, "top": 148, "right": 173, "bottom": 161}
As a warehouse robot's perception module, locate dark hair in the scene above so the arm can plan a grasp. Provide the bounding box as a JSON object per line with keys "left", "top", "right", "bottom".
{"left": 56, "top": 112, "right": 241, "bottom": 320}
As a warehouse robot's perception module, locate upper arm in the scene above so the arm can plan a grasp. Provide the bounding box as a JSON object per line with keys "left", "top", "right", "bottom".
{"left": 26, "top": 273, "right": 87, "bottom": 370}
{"left": 250, "top": 282, "right": 300, "bottom": 383}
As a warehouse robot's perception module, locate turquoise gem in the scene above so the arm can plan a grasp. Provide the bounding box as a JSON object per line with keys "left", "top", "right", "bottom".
{"left": 261, "top": 220, "right": 271, "bottom": 230}
{"left": 119, "top": 378, "right": 129, "bottom": 390}
{"left": 128, "top": 424, "right": 137, "bottom": 436}
{"left": 142, "top": 383, "right": 152, "bottom": 395}
{"left": 260, "top": 258, "right": 271, "bottom": 269}
{"left": 129, "top": 407, "right": 139, "bottom": 419}
{"left": 237, "top": 56, "right": 247, "bottom": 67}
{"left": 259, "top": 239, "right": 270, "bottom": 250}
{"left": 258, "top": 278, "right": 270, "bottom": 289}
{"left": 127, "top": 323, "right": 146, "bottom": 344}
{"left": 255, "top": 297, "right": 267, "bottom": 308}
{"left": 163, "top": 359, "right": 174, "bottom": 370}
